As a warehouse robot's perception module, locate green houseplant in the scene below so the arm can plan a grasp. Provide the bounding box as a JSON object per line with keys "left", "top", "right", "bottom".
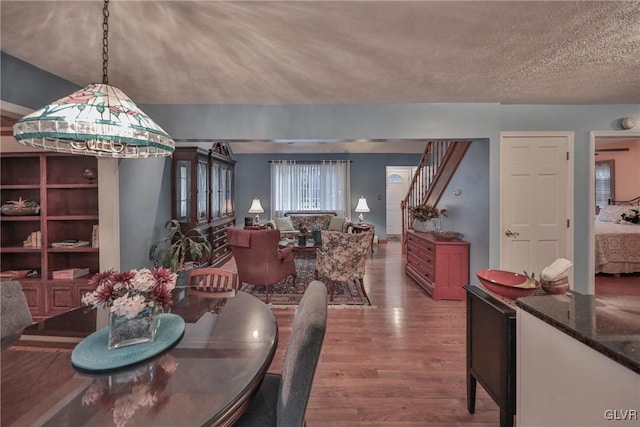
{"left": 148, "top": 219, "right": 212, "bottom": 273}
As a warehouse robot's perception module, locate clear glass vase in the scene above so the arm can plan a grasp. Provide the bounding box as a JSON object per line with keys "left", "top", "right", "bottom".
{"left": 412, "top": 219, "right": 437, "bottom": 233}
{"left": 108, "top": 306, "right": 161, "bottom": 350}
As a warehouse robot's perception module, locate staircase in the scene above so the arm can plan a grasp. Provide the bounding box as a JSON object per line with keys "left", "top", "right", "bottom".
{"left": 400, "top": 140, "right": 472, "bottom": 251}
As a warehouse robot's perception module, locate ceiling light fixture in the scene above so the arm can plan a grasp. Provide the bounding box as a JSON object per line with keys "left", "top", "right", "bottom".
{"left": 12, "top": 0, "right": 174, "bottom": 158}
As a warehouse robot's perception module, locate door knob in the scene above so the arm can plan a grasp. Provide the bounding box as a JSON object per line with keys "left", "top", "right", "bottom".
{"left": 504, "top": 229, "right": 520, "bottom": 238}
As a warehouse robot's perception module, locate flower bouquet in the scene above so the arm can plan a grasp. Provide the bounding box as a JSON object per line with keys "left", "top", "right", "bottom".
{"left": 409, "top": 203, "right": 447, "bottom": 233}
{"left": 408, "top": 203, "right": 446, "bottom": 222}
{"left": 82, "top": 268, "right": 177, "bottom": 349}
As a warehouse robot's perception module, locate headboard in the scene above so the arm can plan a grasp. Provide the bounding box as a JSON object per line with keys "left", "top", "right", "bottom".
{"left": 608, "top": 196, "right": 640, "bottom": 206}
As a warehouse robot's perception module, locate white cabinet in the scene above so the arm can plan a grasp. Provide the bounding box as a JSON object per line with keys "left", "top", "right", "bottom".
{"left": 517, "top": 308, "right": 640, "bottom": 427}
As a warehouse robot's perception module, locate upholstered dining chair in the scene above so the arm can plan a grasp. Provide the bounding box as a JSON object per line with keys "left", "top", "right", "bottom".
{"left": 234, "top": 280, "right": 328, "bottom": 427}
{"left": 1, "top": 280, "right": 33, "bottom": 345}
{"left": 227, "top": 226, "right": 297, "bottom": 304}
{"left": 315, "top": 229, "right": 374, "bottom": 302}
{"left": 186, "top": 267, "right": 238, "bottom": 296}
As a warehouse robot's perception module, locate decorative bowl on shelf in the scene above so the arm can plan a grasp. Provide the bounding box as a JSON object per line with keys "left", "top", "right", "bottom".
{"left": 476, "top": 269, "right": 540, "bottom": 300}
{"left": 0, "top": 198, "right": 40, "bottom": 216}
{"left": 432, "top": 230, "right": 462, "bottom": 240}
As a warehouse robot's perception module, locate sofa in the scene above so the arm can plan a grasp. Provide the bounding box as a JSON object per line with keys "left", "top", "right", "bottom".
{"left": 267, "top": 211, "right": 354, "bottom": 239}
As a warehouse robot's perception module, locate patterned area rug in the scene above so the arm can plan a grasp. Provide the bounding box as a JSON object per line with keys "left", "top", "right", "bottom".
{"left": 239, "top": 255, "right": 371, "bottom": 307}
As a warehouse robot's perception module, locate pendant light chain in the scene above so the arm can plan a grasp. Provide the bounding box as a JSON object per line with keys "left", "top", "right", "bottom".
{"left": 102, "top": 0, "right": 110, "bottom": 84}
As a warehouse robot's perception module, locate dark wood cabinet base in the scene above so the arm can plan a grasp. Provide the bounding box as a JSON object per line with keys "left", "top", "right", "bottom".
{"left": 465, "top": 285, "right": 516, "bottom": 427}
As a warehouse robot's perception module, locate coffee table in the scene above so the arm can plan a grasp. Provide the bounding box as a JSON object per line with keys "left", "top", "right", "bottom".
{"left": 279, "top": 240, "right": 320, "bottom": 258}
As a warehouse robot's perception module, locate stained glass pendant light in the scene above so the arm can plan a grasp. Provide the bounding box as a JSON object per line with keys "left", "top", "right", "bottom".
{"left": 12, "top": 0, "right": 174, "bottom": 158}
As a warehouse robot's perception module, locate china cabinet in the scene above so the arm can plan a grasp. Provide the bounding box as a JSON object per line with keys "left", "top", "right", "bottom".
{"left": 171, "top": 144, "right": 235, "bottom": 267}
{"left": 0, "top": 152, "right": 99, "bottom": 319}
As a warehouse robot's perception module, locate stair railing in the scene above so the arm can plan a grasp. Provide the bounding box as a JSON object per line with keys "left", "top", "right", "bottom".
{"left": 401, "top": 140, "right": 471, "bottom": 252}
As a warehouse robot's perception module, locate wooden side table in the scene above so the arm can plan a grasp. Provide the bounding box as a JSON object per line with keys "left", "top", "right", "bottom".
{"left": 352, "top": 223, "right": 375, "bottom": 257}
{"left": 464, "top": 285, "right": 516, "bottom": 427}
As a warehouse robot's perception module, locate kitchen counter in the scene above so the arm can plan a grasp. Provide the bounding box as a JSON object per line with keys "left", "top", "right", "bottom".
{"left": 516, "top": 292, "right": 640, "bottom": 374}
{"left": 516, "top": 292, "right": 640, "bottom": 426}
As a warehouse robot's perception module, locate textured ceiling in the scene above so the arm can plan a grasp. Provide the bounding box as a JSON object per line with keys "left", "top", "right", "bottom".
{"left": 2, "top": 0, "right": 640, "bottom": 106}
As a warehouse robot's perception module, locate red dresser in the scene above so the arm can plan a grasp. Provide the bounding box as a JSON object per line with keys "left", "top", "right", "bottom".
{"left": 405, "top": 230, "right": 470, "bottom": 300}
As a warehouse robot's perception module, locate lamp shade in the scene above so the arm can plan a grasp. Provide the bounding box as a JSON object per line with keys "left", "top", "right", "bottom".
{"left": 248, "top": 197, "right": 264, "bottom": 214}
{"left": 13, "top": 83, "right": 175, "bottom": 158}
{"left": 355, "top": 197, "right": 370, "bottom": 213}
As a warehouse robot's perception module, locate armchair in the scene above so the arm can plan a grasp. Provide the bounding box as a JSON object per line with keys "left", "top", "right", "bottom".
{"left": 314, "top": 229, "right": 374, "bottom": 301}
{"left": 228, "top": 227, "right": 297, "bottom": 303}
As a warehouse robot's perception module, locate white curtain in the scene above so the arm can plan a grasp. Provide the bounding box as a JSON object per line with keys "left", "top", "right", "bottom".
{"left": 595, "top": 160, "right": 614, "bottom": 207}
{"left": 270, "top": 160, "right": 350, "bottom": 218}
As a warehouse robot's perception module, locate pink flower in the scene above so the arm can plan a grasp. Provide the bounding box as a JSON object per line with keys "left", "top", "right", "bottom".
{"left": 88, "top": 269, "right": 116, "bottom": 289}
{"left": 151, "top": 267, "right": 175, "bottom": 290}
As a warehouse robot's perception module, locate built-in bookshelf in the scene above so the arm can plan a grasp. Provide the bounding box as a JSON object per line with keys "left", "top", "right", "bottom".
{"left": 0, "top": 152, "right": 99, "bottom": 319}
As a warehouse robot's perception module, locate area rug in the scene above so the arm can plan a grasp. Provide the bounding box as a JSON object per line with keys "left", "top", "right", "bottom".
{"left": 239, "top": 255, "right": 371, "bottom": 307}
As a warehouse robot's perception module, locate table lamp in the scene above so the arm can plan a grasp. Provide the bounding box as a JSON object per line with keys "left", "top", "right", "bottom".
{"left": 248, "top": 197, "right": 264, "bottom": 225}
{"left": 355, "top": 196, "right": 370, "bottom": 223}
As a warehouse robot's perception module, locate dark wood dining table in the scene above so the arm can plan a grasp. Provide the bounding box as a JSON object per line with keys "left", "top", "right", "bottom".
{"left": 1, "top": 288, "right": 278, "bottom": 427}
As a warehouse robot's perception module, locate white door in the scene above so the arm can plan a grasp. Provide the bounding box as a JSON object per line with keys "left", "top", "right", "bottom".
{"left": 500, "top": 133, "right": 574, "bottom": 281}
{"left": 386, "top": 167, "right": 415, "bottom": 237}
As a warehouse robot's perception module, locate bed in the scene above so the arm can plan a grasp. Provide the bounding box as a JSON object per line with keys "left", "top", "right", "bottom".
{"left": 594, "top": 197, "right": 640, "bottom": 274}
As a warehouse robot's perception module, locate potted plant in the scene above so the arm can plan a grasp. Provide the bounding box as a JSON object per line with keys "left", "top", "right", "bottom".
{"left": 148, "top": 219, "right": 212, "bottom": 275}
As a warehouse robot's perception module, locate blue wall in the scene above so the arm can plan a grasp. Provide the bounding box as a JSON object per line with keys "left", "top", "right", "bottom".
{"left": 3, "top": 52, "right": 639, "bottom": 293}
{"left": 235, "top": 152, "right": 423, "bottom": 232}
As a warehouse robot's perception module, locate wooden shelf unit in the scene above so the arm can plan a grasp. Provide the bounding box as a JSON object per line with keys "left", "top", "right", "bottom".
{"left": 1, "top": 152, "right": 99, "bottom": 319}
{"left": 405, "top": 230, "right": 469, "bottom": 300}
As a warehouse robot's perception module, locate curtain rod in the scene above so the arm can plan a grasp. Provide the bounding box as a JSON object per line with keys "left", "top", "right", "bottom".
{"left": 268, "top": 160, "right": 352, "bottom": 164}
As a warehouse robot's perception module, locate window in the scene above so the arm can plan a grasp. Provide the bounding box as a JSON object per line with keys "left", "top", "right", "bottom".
{"left": 595, "top": 160, "right": 615, "bottom": 208}
{"left": 270, "top": 160, "right": 351, "bottom": 218}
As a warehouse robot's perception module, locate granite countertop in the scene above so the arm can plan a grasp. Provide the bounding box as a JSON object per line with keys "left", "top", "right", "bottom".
{"left": 516, "top": 293, "right": 640, "bottom": 374}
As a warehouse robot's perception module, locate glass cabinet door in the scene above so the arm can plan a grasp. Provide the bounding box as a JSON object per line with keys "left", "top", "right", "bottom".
{"left": 224, "top": 166, "right": 234, "bottom": 216}
{"left": 210, "top": 163, "right": 221, "bottom": 219}
{"left": 197, "top": 159, "right": 208, "bottom": 223}
{"left": 175, "top": 160, "right": 191, "bottom": 222}
{"left": 220, "top": 165, "right": 228, "bottom": 216}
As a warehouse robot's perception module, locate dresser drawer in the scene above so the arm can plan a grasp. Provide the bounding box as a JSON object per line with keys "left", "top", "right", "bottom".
{"left": 405, "top": 230, "right": 469, "bottom": 300}
{"left": 407, "top": 250, "right": 429, "bottom": 274}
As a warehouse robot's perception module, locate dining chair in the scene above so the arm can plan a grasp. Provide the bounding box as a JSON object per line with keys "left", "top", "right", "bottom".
{"left": 186, "top": 267, "right": 239, "bottom": 296}
{"left": 314, "top": 229, "right": 374, "bottom": 301}
{"left": 1, "top": 280, "right": 33, "bottom": 345}
{"left": 228, "top": 226, "right": 297, "bottom": 304}
{"left": 234, "top": 280, "right": 328, "bottom": 427}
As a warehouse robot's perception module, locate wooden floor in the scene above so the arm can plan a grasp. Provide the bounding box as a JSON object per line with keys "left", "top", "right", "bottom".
{"left": 265, "top": 242, "right": 500, "bottom": 427}
{"left": 259, "top": 242, "right": 640, "bottom": 426}
{"left": 252, "top": 242, "right": 639, "bottom": 426}
{"left": 595, "top": 272, "right": 640, "bottom": 296}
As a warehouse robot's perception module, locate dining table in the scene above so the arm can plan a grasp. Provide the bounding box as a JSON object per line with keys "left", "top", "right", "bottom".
{"left": 1, "top": 288, "right": 278, "bottom": 427}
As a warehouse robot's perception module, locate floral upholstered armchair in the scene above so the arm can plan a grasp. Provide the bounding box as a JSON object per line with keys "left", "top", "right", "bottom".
{"left": 314, "top": 229, "right": 374, "bottom": 301}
